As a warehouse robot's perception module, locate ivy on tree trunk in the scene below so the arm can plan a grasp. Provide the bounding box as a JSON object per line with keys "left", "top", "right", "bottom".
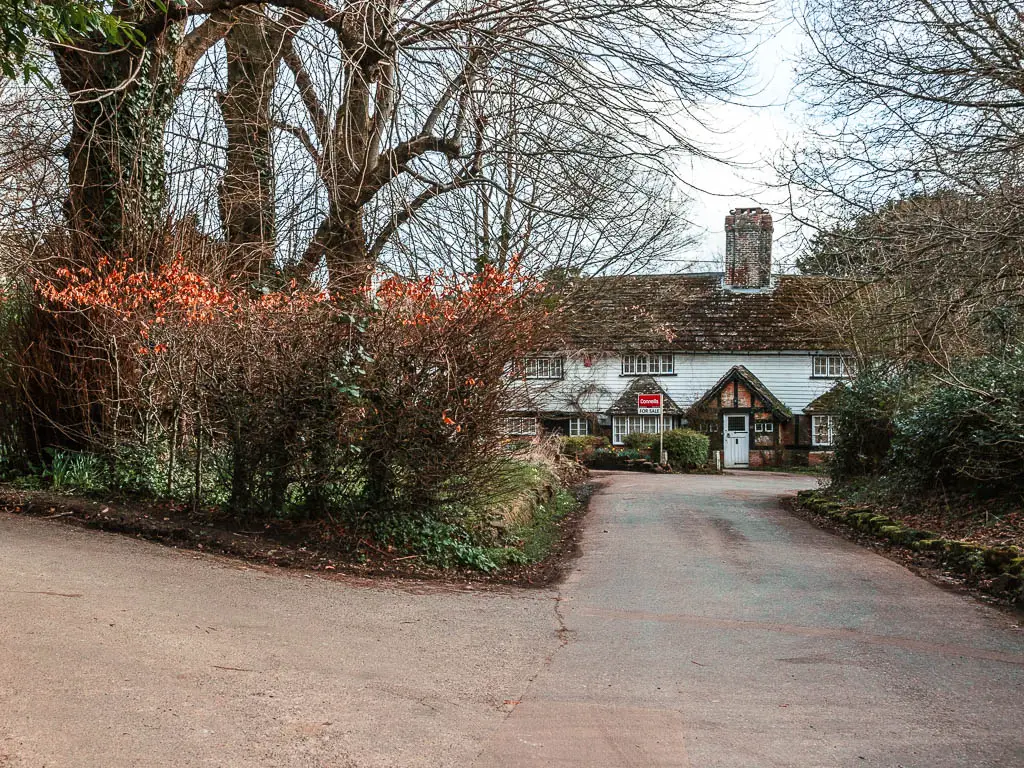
{"left": 54, "top": 20, "right": 181, "bottom": 259}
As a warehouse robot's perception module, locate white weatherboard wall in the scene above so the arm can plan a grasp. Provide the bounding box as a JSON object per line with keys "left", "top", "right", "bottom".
{"left": 526, "top": 352, "right": 840, "bottom": 415}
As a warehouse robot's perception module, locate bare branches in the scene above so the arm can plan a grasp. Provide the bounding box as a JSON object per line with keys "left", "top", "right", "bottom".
{"left": 263, "top": 0, "right": 756, "bottom": 285}
{"left": 176, "top": 10, "right": 236, "bottom": 87}
{"left": 791, "top": 0, "right": 1024, "bottom": 208}
{"left": 5, "top": 0, "right": 758, "bottom": 291}
{"left": 781, "top": 0, "right": 1024, "bottom": 373}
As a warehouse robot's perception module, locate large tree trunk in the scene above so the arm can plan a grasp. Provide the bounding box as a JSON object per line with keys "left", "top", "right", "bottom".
{"left": 219, "top": 7, "right": 281, "bottom": 283}
{"left": 54, "top": 29, "right": 181, "bottom": 261}
{"left": 304, "top": 204, "right": 372, "bottom": 294}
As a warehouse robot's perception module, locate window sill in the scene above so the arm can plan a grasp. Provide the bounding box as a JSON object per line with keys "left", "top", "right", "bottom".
{"left": 619, "top": 373, "right": 676, "bottom": 377}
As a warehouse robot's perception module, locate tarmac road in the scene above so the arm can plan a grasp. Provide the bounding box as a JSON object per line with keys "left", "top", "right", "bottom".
{"left": 2, "top": 470, "right": 1022, "bottom": 767}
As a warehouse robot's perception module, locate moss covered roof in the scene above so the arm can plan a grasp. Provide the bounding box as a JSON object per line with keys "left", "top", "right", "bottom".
{"left": 607, "top": 375, "right": 685, "bottom": 415}
{"left": 558, "top": 273, "right": 839, "bottom": 352}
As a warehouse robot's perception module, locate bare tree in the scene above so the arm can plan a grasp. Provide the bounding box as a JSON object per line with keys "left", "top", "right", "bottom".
{"left": 782, "top": 0, "right": 1024, "bottom": 369}
{"left": 370, "top": 96, "right": 695, "bottom": 277}
{"left": 0, "top": 82, "right": 66, "bottom": 260}
{"left": 268, "top": 0, "right": 754, "bottom": 290}
{"left": 791, "top": 0, "right": 1024, "bottom": 208}
{"left": 9, "top": 0, "right": 756, "bottom": 288}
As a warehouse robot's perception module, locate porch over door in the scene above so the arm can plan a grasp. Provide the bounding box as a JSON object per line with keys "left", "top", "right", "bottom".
{"left": 723, "top": 414, "right": 749, "bottom": 467}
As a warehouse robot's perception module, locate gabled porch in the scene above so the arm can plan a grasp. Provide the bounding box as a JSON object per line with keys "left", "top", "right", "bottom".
{"left": 686, "top": 365, "right": 792, "bottom": 467}
{"left": 606, "top": 376, "right": 684, "bottom": 445}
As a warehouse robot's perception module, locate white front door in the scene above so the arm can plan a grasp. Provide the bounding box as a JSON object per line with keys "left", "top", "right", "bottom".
{"left": 723, "top": 414, "right": 749, "bottom": 468}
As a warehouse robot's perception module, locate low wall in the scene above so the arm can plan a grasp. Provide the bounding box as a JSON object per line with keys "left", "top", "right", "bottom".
{"left": 796, "top": 490, "right": 1024, "bottom": 605}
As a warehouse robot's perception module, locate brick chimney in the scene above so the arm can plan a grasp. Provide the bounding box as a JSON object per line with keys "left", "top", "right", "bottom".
{"left": 724, "top": 207, "right": 773, "bottom": 289}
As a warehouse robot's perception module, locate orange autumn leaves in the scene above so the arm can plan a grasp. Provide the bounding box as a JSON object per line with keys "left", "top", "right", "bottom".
{"left": 367, "top": 259, "right": 550, "bottom": 435}
{"left": 36, "top": 256, "right": 549, "bottom": 434}
{"left": 39, "top": 257, "right": 234, "bottom": 323}
{"left": 37, "top": 257, "right": 332, "bottom": 354}
{"left": 39, "top": 257, "right": 538, "bottom": 331}
{"left": 372, "top": 259, "right": 542, "bottom": 327}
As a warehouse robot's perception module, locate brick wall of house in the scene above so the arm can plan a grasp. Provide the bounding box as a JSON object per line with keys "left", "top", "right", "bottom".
{"left": 724, "top": 207, "right": 773, "bottom": 289}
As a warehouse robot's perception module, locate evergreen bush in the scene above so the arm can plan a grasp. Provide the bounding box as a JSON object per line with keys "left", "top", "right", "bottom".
{"left": 889, "top": 352, "right": 1024, "bottom": 491}
{"left": 829, "top": 366, "right": 911, "bottom": 481}
{"left": 661, "top": 429, "right": 709, "bottom": 468}
{"left": 559, "top": 435, "right": 608, "bottom": 460}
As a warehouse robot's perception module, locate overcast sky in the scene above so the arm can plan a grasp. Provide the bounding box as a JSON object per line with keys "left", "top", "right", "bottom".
{"left": 674, "top": 8, "right": 805, "bottom": 274}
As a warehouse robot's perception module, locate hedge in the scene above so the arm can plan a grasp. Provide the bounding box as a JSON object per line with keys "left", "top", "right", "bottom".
{"left": 830, "top": 353, "right": 1024, "bottom": 492}
{"left": 560, "top": 435, "right": 609, "bottom": 460}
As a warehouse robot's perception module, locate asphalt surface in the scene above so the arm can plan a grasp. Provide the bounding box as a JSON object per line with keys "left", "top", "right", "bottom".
{"left": 2, "top": 471, "right": 1023, "bottom": 767}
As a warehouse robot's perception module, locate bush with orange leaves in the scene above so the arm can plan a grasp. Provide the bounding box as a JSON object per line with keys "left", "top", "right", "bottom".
{"left": 358, "top": 261, "right": 556, "bottom": 522}
{"left": 5, "top": 243, "right": 557, "bottom": 538}
{"left": 25, "top": 252, "right": 365, "bottom": 518}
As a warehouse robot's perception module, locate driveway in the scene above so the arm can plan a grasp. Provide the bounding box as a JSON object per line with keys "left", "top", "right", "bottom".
{"left": 2, "top": 471, "right": 1022, "bottom": 767}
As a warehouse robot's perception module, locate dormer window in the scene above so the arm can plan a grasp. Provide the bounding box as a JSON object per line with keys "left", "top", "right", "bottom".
{"left": 523, "top": 357, "right": 564, "bottom": 380}
{"left": 621, "top": 354, "right": 674, "bottom": 376}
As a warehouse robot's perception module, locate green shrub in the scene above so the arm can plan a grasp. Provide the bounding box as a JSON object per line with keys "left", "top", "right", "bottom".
{"left": 827, "top": 352, "right": 1024, "bottom": 495}
{"left": 617, "top": 448, "right": 643, "bottom": 460}
{"left": 621, "top": 432, "right": 657, "bottom": 451}
{"left": 830, "top": 365, "right": 913, "bottom": 481}
{"left": 490, "top": 487, "right": 580, "bottom": 566}
{"left": 661, "top": 428, "right": 709, "bottom": 469}
{"left": 559, "top": 435, "right": 608, "bottom": 460}
{"left": 372, "top": 517, "right": 501, "bottom": 571}
{"left": 888, "top": 351, "right": 1024, "bottom": 491}
{"left": 110, "top": 443, "right": 164, "bottom": 495}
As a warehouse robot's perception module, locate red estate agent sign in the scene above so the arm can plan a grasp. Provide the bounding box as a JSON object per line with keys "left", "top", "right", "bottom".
{"left": 637, "top": 393, "right": 663, "bottom": 414}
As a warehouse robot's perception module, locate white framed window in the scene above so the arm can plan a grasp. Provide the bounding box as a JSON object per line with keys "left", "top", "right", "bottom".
{"left": 812, "top": 355, "right": 851, "bottom": 378}
{"left": 612, "top": 415, "right": 665, "bottom": 445}
{"left": 568, "top": 418, "right": 589, "bottom": 436}
{"left": 754, "top": 422, "right": 775, "bottom": 433}
{"left": 503, "top": 416, "right": 537, "bottom": 436}
{"left": 621, "top": 354, "right": 674, "bottom": 376}
{"left": 811, "top": 415, "right": 836, "bottom": 446}
{"left": 523, "top": 357, "right": 564, "bottom": 380}
{"left": 725, "top": 414, "right": 748, "bottom": 433}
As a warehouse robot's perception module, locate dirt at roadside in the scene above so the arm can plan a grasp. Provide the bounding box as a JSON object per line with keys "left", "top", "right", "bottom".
{"left": 0, "top": 483, "right": 594, "bottom": 589}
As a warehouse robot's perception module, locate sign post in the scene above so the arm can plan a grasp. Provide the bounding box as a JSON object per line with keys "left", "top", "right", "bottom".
{"left": 637, "top": 394, "right": 665, "bottom": 465}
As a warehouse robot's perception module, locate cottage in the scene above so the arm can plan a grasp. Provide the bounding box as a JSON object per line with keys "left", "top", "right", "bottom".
{"left": 510, "top": 208, "right": 847, "bottom": 467}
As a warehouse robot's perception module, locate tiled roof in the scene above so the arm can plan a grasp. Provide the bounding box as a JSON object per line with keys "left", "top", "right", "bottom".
{"left": 805, "top": 385, "right": 845, "bottom": 413}
{"left": 689, "top": 365, "right": 793, "bottom": 419}
{"left": 558, "top": 273, "right": 838, "bottom": 352}
{"left": 607, "top": 376, "right": 684, "bottom": 415}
